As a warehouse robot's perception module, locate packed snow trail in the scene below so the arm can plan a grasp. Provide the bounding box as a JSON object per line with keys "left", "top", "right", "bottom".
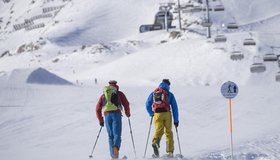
{"left": 0, "top": 82, "right": 280, "bottom": 160}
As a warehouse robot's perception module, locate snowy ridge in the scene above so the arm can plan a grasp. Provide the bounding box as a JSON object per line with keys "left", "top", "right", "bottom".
{"left": 1, "top": 0, "right": 280, "bottom": 85}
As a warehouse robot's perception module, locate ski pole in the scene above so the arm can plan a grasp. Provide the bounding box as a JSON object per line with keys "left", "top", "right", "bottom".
{"left": 128, "top": 117, "right": 137, "bottom": 158}
{"left": 175, "top": 126, "right": 183, "bottom": 158}
{"left": 89, "top": 126, "right": 103, "bottom": 158}
{"left": 144, "top": 116, "right": 153, "bottom": 158}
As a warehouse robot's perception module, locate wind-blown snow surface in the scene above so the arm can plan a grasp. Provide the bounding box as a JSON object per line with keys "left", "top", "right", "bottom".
{"left": 0, "top": 81, "right": 280, "bottom": 160}
{"left": 1, "top": 0, "right": 280, "bottom": 159}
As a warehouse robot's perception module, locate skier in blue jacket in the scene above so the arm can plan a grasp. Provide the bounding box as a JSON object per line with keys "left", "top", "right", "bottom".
{"left": 146, "top": 79, "right": 179, "bottom": 158}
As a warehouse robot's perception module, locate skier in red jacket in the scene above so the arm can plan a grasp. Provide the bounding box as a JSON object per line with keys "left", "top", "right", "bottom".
{"left": 96, "top": 80, "right": 130, "bottom": 159}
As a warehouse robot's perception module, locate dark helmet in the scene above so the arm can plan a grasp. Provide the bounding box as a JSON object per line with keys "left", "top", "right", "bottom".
{"left": 109, "top": 80, "right": 117, "bottom": 85}
{"left": 162, "top": 79, "right": 171, "bottom": 86}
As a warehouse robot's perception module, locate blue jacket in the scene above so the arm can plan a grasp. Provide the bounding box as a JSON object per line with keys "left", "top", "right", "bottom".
{"left": 146, "top": 83, "right": 179, "bottom": 123}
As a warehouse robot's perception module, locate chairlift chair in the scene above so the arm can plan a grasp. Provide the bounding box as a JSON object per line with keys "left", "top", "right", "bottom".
{"left": 184, "top": 4, "right": 194, "bottom": 8}
{"left": 214, "top": 5, "right": 225, "bottom": 11}
{"left": 159, "top": 6, "right": 172, "bottom": 11}
{"left": 178, "top": 4, "right": 192, "bottom": 10}
{"left": 243, "top": 38, "right": 256, "bottom": 46}
{"left": 230, "top": 51, "right": 244, "bottom": 61}
{"left": 139, "top": 24, "right": 163, "bottom": 33}
{"left": 263, "top": 53, "right": 278, "bottom": 62}
{"left": 191, "top": 6, "right": 203, "bottom": 12}
{"left": 278, "top": 56, "right": 280, "bottom": 67}
{"left": 154, "top": 11, "right": 173, "bottom": 29}
{"left": 250, "top": 56, "right": 266, "bottom": 73}
{"left": 168, "top": 3, "right": 176, "bottom": 6}
{"left": 201, "top": 20, "right": 212, "bottom": 27}
{"left": 182, "top": 9, "right": 192, "bottom": 13}
{"left": 203, "top": 7, "right": 213, "bottom": 11}
{"left": 250, "top": 63, "right": 266, "bottom": 73}
{"left": 227, "top": 23, "right": 239, "bottom": 29}
{"left": 276, "top": 71, "right": 280, "bottom": 82}
{"left": 214, "top": 35, "right": 227, "bottom": 43}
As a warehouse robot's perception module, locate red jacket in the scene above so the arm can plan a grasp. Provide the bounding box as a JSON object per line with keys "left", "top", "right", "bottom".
{"left": 96, "top": 84, "right": 130, "bottom": 124}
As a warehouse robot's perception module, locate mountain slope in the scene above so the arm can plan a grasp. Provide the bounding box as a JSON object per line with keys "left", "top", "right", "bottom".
{"left": 1, "top": 1, "right": 280, "bottom": 159}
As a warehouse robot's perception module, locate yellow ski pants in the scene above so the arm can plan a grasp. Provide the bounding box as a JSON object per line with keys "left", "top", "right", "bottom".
{"left": 152, "top": 111, "right": 174, "bottom": 153}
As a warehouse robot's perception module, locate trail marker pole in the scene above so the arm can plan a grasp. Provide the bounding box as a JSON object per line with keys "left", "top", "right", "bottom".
{"left": 221, "top": 81, "right": 239, "bottom": 160}
{"left": 229, "top": 98, "right": 234, "bottom": 160}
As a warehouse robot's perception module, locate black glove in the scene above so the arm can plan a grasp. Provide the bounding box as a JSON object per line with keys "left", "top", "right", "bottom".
{"left": 100, "top": 122, "right": 104, "bottom": 127}
{"left": 174, "top": 122, "right": 179, "bottom": 128}
{"left": 126, "top": 112, "right": 131, "bottom": 118}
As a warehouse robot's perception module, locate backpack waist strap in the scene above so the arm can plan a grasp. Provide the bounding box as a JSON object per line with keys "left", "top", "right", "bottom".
{"left": 154, "top": 107, "right": 169, "bottom": 113}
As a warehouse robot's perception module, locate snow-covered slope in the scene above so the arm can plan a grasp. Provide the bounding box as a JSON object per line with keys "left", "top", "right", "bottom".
{"left": 47, "top": 0, "right": 159, "bottom": 46}
{"left": 1, "top": 0, "right": 280, "bottom": 85}
{"left": 0, "top": 81, "right": 280, "bottom": 160}
{"left": 1, "top": 0, "right": 280, "bottom": 159}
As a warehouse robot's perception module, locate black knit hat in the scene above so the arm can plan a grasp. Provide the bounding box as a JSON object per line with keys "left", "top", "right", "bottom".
{"left": 162, "top": 79, "right": 171, "bottom": 85}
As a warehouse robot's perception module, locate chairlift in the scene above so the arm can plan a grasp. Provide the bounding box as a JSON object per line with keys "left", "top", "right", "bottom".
{"left": 263, "top": 53, "right": 278, "bottom": 62}
{"left": 250, "top": 56, "right": 266, "bottom": 73}
{"left": 250, "top": 63, "right": 266, "bottom": 73}
{"left": 277, "top": 56, "right": 280, "bottom": 67}
{"left": 230, "top": 51, "right": 244, "bottom": 61}
{"left": 139, "top": 24, "right": 163, "bottom": 33}
{"left": 203, "top": 7, "right": 213, "bottom": 11}
{"left": 182, "top": 9, "right": 192, "bottom": 13}
{"left": 167, "top": 3, "right": 176, "bottom": 6}
{"left": 276, "top": 71, "right": 280, "bottom": 82}
{"left": 201, "top": 20, "right": 212, "bottom": 27}
{"left": 243, "top": 38, "right": 256, "bottom": 46}
{"left": 214, "top": 5, "right": 225, "bottom": 11}
{"left": 197, "top": 0, "right": 203, "bottom": 4}
{"left": 176, "top": 4, "right": 191, "bottom": 10}
{"left": 184, "top": 4, "right": 194, "bottom": 8}
{"left": 159, "top": 6, "right": 172, "bottom": 11}
{"left": 154, "top": 11, "right": 173, "bottom": 29}
{"left": 191, "top": 6, "right": 203, "bottom": 12}
{"left": 227, "top": 23, "right": 239, "bottom": 29}
{"left": 214, "top": 35, "right": 227, "bottom": 43}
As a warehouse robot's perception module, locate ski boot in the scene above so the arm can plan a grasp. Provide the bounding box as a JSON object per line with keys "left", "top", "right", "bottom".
{"left": 112, "top": 146, "right": 119, "bottom": 159}
{"left": 166, "top": 152, "right": 174, "bottom": 158}
{"left": 152, "top": 143, "right": 160, "bottom": 158}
